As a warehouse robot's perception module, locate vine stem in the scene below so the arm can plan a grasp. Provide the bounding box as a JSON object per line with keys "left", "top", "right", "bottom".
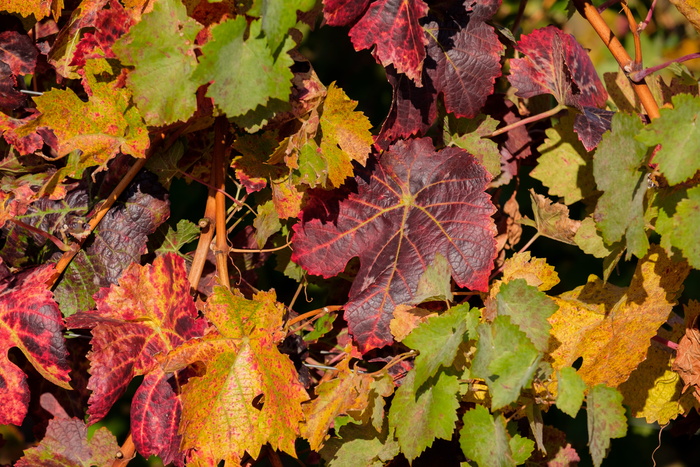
{"left": 572, "top": 0, "right": 660, "bottom": 119}
{"left": 111, "top": 433, "right": 136, "bottom": 466}
{"left": 213, "top": 116, "right": 230, "bottom": 289}
{"left": 285, "top": 305, "right": 342, "bottom": 330}
{"left": 630, "top": 53, "right": 700, "bottom": 82}
{"left": 486, "top": 104, "right": 566, "bottom": 138}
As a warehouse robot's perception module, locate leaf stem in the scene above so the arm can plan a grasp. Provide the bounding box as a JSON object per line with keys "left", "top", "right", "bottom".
{"left": 486, "top": 104, "right": 566, "bottom": 138}
{"left": 652, "top": 334, "right": 678, "bottom": 351}
{"left": 9, "top": 219, "right": 70, "bottom": 251}
{"left": 285, "top": 305, "right": 342, "bottom": 330}
{"left": 572, "top": 0, "right": 660, "bottom": 119}
{"left": 213, "top": 116, "right": 231, "bottom": 289}
{"left": 366, "top": 350, "right": 417, "bottom": 377}
{"left": 629, "top": 53, "right": 700, "bottom": 82}
{"left": 111, "top": 433, "right": 136, "bottom": 467}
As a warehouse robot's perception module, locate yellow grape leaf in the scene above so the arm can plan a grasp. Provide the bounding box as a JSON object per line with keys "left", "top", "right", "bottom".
{"left": 619, "top": 302, "right": 700, "bottom": 424}
{"left": 302, "top": 352, "right": 393, "bottom": 450}
{"left": 548, "top": 245, "right": 690, "bottom": 388}
{"left": 502, "top": 251, "right": 560, "bottom": 292}
{"left": 389, "top": 305, "right": 436, "bottom": 342}
{"left": 1, "top": 0, "right": 59, "bottom": 20}
{"left": 161, "top": 288, "right": 308, "bottom": 465}
{"left": 14, "top": 59, "right": 148, "bottom": 173}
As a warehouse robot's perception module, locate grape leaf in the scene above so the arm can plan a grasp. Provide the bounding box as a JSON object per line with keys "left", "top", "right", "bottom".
{"left": 636, "top": 93, "right": 700, "bottom": 185}
{"left": 154, "top": 219, "right": 200, "bottom": 256}
{"left": 346, "top": 0, "right": 428, "bottom": 84}
{"left": 70, "top": 0, "right": 134, "bottom": 68}
{"left": 495, "top": 279, "right": 558, "bottom": 352}
{"left": 532, "top": 113, "right": 597, "bottom": 205}
{"left": 292, "top": 137, "right": 496, "bottom": 351}
{"left": 471, "top": 315, "right": 541, "bottom": 410}
{"left": 0, "top": 264, "right": 72, "bottom": 426}
{"left": 548, "top": 245, "right": 689, "bottom": 388}
{"left": 459, "top": 405, "right": 534, "bottom": 467}
{"left": 16, "top": 393, "right": 119, "bottom": 467}
{"left": 501, "top": 252, "right": 559, "bottom": 292}
{"left": 12, "top": 59, "right": 149, "bottom": 174}
{"left": 521, "top": 190, "right": 581, "bottom": 245}
{"left": 556, "top": 367, "right": 586, "bottom": 418}
{"left": 1, "top": 0, "right": 54, "bottom": 21}
{"left": 388, "top": 369, "right": 460, "bottom": 461}
{"left": 443, "top": 114, "right": 502, "bottom": 178}
{"left": 402, "top": 304, "right": 478, "bottom": 388}
{"left": 260, "top": 0, "right": 316, "bottom": 51}
{"left": 587, "top": 384, "right": 627, "bottom": 467}
{"left": 160, "top": 288, "right": 309, "bottom": 465}
{"left": 593, "top": 112, "right": 649, "bottom": 259}
{"left": 574, "top": 107, "right": 614, "bottom": 151}
{"left": 377, "top": 0, "right": 503, "bottom": 143}
{"left": 320, "top": 418, "right": 399, "bottom": 467}
{"left": 192, "top": 17, "right": 294, "bottom": 119}
{"left": 0, "top": 31, "right": 37, "bottom": 110}
{"left": 508, "top": 26, "right": 607, "bottom": 109}
{"left": 112, "top": 0, "right": 202, "bottom": 125}
{"left": 656, "top": 185, "right": 700, "bottom": 269}
{"left": 65, "top": 254, "right": 206, "bottom": 462}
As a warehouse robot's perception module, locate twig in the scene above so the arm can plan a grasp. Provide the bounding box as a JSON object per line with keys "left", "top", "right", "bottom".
{"left": 285, "top": 305, "right": 342, "bottom": 330}
{"left": 629, "top": 53, "right": 700, "bottom": 82}
{"left": 228, "top": 240, "right": 292, "bottom": 254}
{"left": 572, "top": 0, "right": 660, "bottom": 119}
{"left": 620, "top": 1, "right": 642, "bottom": 69}
{"left": 638, "top": 0, "right": 657, "bottom": 32}
{"left": 512, "top": 0, "right": 529, "bottom": 34}
{"left": 652, "top": 334, "right": 678, "bottom": 351}
{"left": 365, "top": 350, "right": 417, "bottom": 377}
{"left": 486, "top": 104, "right": 566, "bottom": 138}
{"left": 188, "top": 195, "right": 216, "bottom": 292}
{"left": 111, "top": 433, "right": 136, "bottom": 467}
{"left": 9, "top": 219, "right": 70, "bottom": 251}
{"left": 213, "top": 116, "right": 230, "bottom": 289}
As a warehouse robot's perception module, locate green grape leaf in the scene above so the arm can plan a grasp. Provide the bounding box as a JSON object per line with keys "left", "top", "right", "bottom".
{"left": 253, "top": 199, "right": 282, "bottom": 248}
{"left": 587, "top": 384, "right": 627, "bottom": 467}
{"left": 656, "top": 185, "right": 700, "bottom": 269}
{"left": 636, "top": 94, "right": 700, "bottom": 185}
{"left": 556, "top": 367, "right": 586, "bottom": 417}
{"left": 593, "top": 112, "right": 649, "bottom": 259}
{"left": 402, "top": 304, "right": 478, "bottom": 389}
{"left": 459, "top": 405, "right": 530, "bottom": 467}
{"left": 471, "top": 315, "right": 541, "bottom": 410}
{"left": 155, "top": 219, "right": 200, "bottom": 256}
{"left": 113, "top": 0, "right": 201, "bottom": 126}
{"left": 320, "top": 419, "right": 399, "bottom": 467}
{"left": 574, "top": 217, "right": 617, "bottom": 258}
{"left": 260, "top": 0, "right": 317, "bottom": 51}
{"left": 192, "top": 17, "right": 294, "bottom": 118}
{"left": 388, "top": 370, "right": 460, "bottom": 462}
{"left": 532, "top": 113, "right": 597, "bottom": 205}
{"left": 443, "top": 114, "right": 502, "bottom": 178}
{"left": 495, "top": 278, "right": 558, "bottom": 352}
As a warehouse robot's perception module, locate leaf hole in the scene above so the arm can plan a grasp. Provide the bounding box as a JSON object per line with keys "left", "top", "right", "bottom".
{"left": 252, "top": 394, "right": 264, "bottom": 411}
{"left": 572, "top": 357, "right": 583, "bottom": 370}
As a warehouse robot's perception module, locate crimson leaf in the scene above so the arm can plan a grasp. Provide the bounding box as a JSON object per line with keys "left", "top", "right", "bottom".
{"left": 0, "top": 264, "right": 71, "bottom": 426}
{"left": 377, "top": 0, "right": 503, "bottom": 145}
{"left": 508, "top": 26, "right": 607, "bottom": 109}
{"left": 292, "top": 138, "right": 496, "bottom": 351}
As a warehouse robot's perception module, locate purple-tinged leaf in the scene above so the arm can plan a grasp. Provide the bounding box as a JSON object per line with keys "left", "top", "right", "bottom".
{"left": 574, "top": 107, "right": 615, "bottom": 151}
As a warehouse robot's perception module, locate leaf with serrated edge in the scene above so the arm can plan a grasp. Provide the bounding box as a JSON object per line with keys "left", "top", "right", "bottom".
{"left": 0, "top": 264, "right": 71, "bottom": 425}
{"left": 292, "top": 137, "right": 496, "bottom": 352}
{"left": 320, "top": 418, "right": 400, "bottom": 467}
{"left": 587, "top": 384, "right": 627, "bottom": 467}
{"left": 496, "top": 279, "right": 558, "bottom": 352}
{"left": 548, "top": 245, "right": 689, "bottom": 388}
{"left": 388, "top": 370, "right": 459, "bottom": 461}
{"left": 593, "top": 112, "right": 649, "bottom": 259}
{"left": 403, "top": 304, "right": 477, "bottom": 388}
{"left": 161, "top": 288, "right": 308, "bottom": 464}
{"left": 656, "top": 185, "right": 700, "bottom": 269}
{"left": 471, "top": 315, "right": 541, "bottom": 410}
{"left": 460, "top": 405, "right": 525, "bottom": 467}
{"left": 16, "top": 393, "right": 119, "bottom": 467}
{"left": 113, "top": 0, "right": 201, "bottom": 125}
{"left": 636, "top": 94, "right": 700, "bottom": 185}
{"left": 532, "top": 113, "right": 597, "bottom": 205}
{"left": 192, "top": 17, "right": 294, "bottom": 118}
{"left": 501, "top": 252, "right": 560, "bottom": 292}
{"left": 557, "top": 367, "right": 586, "bottom": 417}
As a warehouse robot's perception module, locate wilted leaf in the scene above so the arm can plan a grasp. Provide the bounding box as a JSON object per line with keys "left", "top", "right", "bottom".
{"left": 16, "top": 393, "right": 119, "bottom": 467}
{"left": 113, "top": 0, "right": 201, "bottom": 125}
{"left": 574, "top": 107, "right": 614, "bottom": 151}
{"left": 292, "top": 138, "right": 496, "bottom": 351}
{"left": 521, "top": 190, "right": 581, "bottom": 245}
{"left": 161, "top": 288, "right": 308, "bottom": 465}
{"left": 509, "top": 26, "right": 607, "bottom": 109}
{"left": 587, "top": 384, "right": 627, "bottom": 467}
{"left": 636, "top": 93, "right": 700, "bottom": 186}
{"left": 0, "top": 264, "right": 71, "bottom": 426}
{"left": 548, "top": 245, "right": 690, "bottom": 388}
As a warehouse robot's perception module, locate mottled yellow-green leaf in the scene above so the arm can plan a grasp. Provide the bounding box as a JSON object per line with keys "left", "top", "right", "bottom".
{"left": 548, "top": 245, "right": 690, "bottom": 388}
{"left": 501, "top": 251, "right": 560, "bottom": 291}
{"left": 587, "top": 384, "right": 627, "bottom": 467}
{"left": 1, "top": 0, "right": 53, "bottom": 20}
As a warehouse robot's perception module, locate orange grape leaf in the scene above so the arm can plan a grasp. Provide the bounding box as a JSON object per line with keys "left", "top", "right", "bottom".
{"left": 620, "top": 302, "right": 700, "bottom": 424}
{"left": 0, "top": 264, "right": 72, "bottom": 426}
{"left": 13, "top": 59, "right": 148, "bottom": 173}
{"left": 161, "top": 288, "right": 309, "bottom": 465}
{"left": 548, "top": 245, "right": 690, "bottom": 388}
{"left": 502, "top": 251, "right": 560, "bottom": 292}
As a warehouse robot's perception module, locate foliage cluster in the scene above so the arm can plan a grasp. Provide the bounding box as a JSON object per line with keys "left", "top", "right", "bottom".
{"left": 0, "top": 0, "right": 699, "bottom": 466}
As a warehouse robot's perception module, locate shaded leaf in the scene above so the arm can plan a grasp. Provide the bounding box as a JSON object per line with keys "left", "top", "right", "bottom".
{"left": 548, "top": 245, "right": 689, "bottom": 388}
{"left": 113, "top": 0, "right": 201, "bottom": 125}
{"left": 0, "top": 264, "right": 71, "bottom": 426}
{"left": 656, "top": 185, "right": 700, "bottom": 269}
{"left": 509, "top": 26, "right": 607, "bottom": 109}
{"left": 521, "top": 190, "right": 581, "bottom": 245}
{"left": 16, "top": 393, "right": 119, "bottom": 467}
{"left": 574, "top": 107, "right": 614, "bottom": 151}
{"left": 292, "top": 138, "right": 496, "bottom": 351}
{"left": 320, "top": 418, "right": 399, "bottom": 467}
{"left": 587, "top": 384, "right": 627, "bottom": 467}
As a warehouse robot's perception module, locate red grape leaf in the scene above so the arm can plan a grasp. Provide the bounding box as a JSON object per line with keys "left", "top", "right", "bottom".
{"left": 160, "top": 288, "right": 309, "bottom": 465}
{"left": 347, "top": 0, "right": 428, "bottom": 84}
{"left": 0, "top": 264, "right": 71, "bottom": 426}
{"left": 71, "top": 0, "right": 134, "bottom": 68}
{"left": 292, "top": 137, "right": 496, "bottom": 352}
{"left": 65, "top": 254, "right": 206, "bottom": 462}
{"left": 574, "top": 107, "right": 615, "bottom": 151}
{"left": 376, "top": 0, "right": 503, "bottom": 144}
{"left": 0, "top": 30, "right": 38, "bottom": 75}
{"left": 323, "top": 0, "right": 372, "bottom": 26}
{"left": 16, "top": 393, "right": 119, "bottom": 467}
{"left": 508, "top": 26, "right": 607, "bottom": 109}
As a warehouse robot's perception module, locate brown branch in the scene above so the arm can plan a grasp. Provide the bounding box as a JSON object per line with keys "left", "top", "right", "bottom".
{"left": 285, "top": 305, "right": 342, "bottom": 330}
{"left": 486, "top": 104, "right": 566, "bottom": 138}
{"left": 572, "top": 0, "right": 660, "bottom": 119}
{"left": 188, "top": 194, "right": 216, "bottom": 292}
{"left": 213, "top": 116, "right": 231, "bottom": 289}
{"left": 111, "top": 433, "right": 136, "bottom": 467}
